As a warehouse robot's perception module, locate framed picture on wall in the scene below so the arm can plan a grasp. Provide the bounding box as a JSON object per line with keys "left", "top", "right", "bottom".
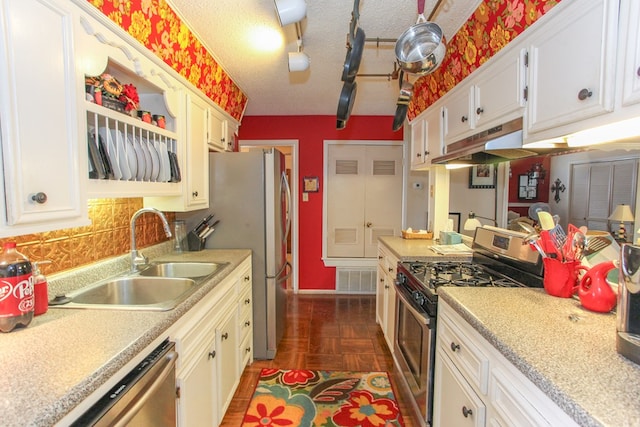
{"left": 518, "top": 174, "right": 537, "bottom": 200}
{"left": 469, "top": 165, "right": 496, "bottom": 189}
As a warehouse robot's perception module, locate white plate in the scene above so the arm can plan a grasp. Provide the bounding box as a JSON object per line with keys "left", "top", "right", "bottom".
{"left": 125, "top": 134, "right": 137, "bottom": 178}
{"left": 112, "top": 130, "right": 131, "bottom": 181}
{"left": 148, "top": 141, "right": 160, "bottom": 181}
{"left": 159, "top": 141, "right": 171, "bottom": 182}
{"left": 129, "top": 135, "right": 145, "bottom": 181}
{"left": 98, "top": 127, "right": 122, "bottom": 180}
{"left": 140, "top": 137, "right": 152, "bottom": 181}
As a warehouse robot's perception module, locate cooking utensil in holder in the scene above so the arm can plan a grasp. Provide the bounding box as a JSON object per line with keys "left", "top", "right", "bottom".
{"left": 542, "top": 258, "right": 588, "bottom": 298}
{"left": 186, "top": 230, "right": 205, "bottom": 251}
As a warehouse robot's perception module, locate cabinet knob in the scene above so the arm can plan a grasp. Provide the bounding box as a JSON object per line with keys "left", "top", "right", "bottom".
{"left": 380, "top": 278, "right": 384, "bottom": 282}
{"left": 476, "top": 107, "right": 484, "bottom": 115}
{"left": 366, "top": 222, "right": 372, "bottom": 228}
{"left": 461, "top": 116, "right": 468, "bottom": 123}
{"left": 416, "top": 152, "right": 422, "bottom": 158}
{"left": 462, "top": 406, "right": 473, "bottom": 418}
{"left": 221, "top": 332, "right": 229, "bottom": 340}
{"left": 378, "top": 255, "right": 383, "bottom": 260}
{"left": 192, "top": 191, "right": 199, "bottom": 197}
{"left": 424, "top": 151, "right": 429, "bottom": 157}
{"left": 244, "top": 275, "right": 250, "bottom": 282}
{"left": 384, "top": 285, "right": 389, "bottom": 289}
{"left": 577, "top": 88, "right": 593, "bottom": 100}
{"left": 245, "top": 347, "right": 251, "bottom": 353}
{"left": 208, "top": 350, "right": 216, "bottom": 359}
{"left": 30, "top": 192, "right": 47, "bottom": 204}
{"left": 245, "top": 298, "right": 251, "bottom": 304}
{"left": 450, "top": 342, "right": 460, "bottom": 352}
{"left": 388, "top": 267, "right": 393, "bottom": 273}
{"left": 245, "top": 320, "right": 251, "bottom": 327}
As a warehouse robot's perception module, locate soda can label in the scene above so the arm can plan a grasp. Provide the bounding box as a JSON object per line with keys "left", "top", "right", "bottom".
{"left": 0, "top": 273, "right": 34, "bottom": 316}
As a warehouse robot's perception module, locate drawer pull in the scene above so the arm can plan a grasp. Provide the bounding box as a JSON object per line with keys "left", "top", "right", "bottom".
{"left": 450, "top": 342, "right": 460, "bottom": 352}
{"left": 208, "top": 351, "right": 216, "bottom": 359}
{"left": 462, "top": 406, "right": 473, "bottom": 418}
{"left": 221, "top": 332, "right": 229, "bottom": 340}
{"left": 578, "top": 88, "right": 593, "bottom": 100}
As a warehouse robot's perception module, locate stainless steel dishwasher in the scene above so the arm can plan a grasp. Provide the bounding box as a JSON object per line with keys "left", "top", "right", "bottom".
{"left": 71, "top": 339, "right": 178, "bottom": 426}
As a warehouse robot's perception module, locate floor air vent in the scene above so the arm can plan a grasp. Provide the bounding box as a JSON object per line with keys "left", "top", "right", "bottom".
{"left": 335, "top": 267, "right": 376, "bottom": 294}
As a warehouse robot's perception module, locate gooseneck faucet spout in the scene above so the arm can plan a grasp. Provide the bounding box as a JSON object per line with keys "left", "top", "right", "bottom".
{"left": 130, "top": 207, "right": 172, "bottom": 271}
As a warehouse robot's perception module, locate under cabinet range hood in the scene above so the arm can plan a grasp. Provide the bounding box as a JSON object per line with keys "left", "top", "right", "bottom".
{"left": 432, "top": 118, "right": 569, "bottom": 165}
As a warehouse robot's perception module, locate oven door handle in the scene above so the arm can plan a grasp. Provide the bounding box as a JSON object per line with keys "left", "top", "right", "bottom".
{"left": 395, "top": 285, "right": 432, "bottom": 327}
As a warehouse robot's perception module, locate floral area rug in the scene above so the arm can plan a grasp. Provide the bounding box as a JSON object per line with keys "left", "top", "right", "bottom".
{"left": 241, "top": 369, "right": 405, "bottom": 427}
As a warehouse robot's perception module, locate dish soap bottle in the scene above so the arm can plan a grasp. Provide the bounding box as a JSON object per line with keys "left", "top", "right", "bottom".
{"left": 0, "top": 242, "right": 34, "bottom": 332}
{"left": 32, "top": 260, "right": 52, "bottom": 316}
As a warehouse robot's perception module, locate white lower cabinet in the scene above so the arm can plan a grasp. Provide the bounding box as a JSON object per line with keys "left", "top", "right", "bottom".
{"left": 434, "top": 300, "right": 578, "bottom": 427}
{"left": 434, "top": 347, "right": 486, "bottom": 427}
{"left": 376, "top": 243, "right": 398, "bottom": 351}
{"left": 173, "top": 256, "right": 252, "bottom": 427}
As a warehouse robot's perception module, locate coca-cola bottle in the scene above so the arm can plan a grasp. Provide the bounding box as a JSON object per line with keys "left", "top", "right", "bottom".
{"left": 0, "top": 242, "right": 34, "bottom": 332}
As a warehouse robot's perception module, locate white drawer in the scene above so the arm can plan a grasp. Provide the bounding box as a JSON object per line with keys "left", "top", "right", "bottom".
{"left": 438, "top": 310, "right": 490, "bottom": 395}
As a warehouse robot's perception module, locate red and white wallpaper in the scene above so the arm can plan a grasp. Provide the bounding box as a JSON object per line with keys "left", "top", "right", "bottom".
{"left": 86, "top": 0, "right": 248, "bottom": 122}
{"left": 409, "top": 0, "right": 562, "bottom": 120}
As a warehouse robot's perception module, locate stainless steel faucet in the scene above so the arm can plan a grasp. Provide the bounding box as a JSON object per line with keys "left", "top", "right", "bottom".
{"left": 130, "top": 207, "right": 172, "bottom": 271}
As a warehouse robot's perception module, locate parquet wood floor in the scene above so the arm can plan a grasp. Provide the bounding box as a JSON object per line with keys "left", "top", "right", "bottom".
{"left": 219, "top": 293, "right": 420, "bottom": 426}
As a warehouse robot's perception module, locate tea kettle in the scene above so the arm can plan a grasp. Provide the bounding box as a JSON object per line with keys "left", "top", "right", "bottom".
{"left": 578, "top": 260, "right": 618, "bottom": 313}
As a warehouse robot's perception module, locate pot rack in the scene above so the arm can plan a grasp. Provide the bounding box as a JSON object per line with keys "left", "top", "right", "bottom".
{"left": 337, "top": 0, "right": 445, "bottom": 129}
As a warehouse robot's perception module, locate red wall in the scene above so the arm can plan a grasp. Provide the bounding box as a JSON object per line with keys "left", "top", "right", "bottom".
{"left": 507, "top": 156, "right": 551, "bottom": 218}
{"left": 238, "top": 116, "right": 403, "bottom": 291}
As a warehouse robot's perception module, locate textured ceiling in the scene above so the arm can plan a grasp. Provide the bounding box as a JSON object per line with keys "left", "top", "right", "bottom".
{"left": 166, "top": 0, "right": 481, "bottom": 118}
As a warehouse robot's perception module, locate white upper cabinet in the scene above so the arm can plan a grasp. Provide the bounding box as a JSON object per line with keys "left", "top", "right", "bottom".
{"left": 473, "top": 48, "right": 526, "bottom": 131}
{"left": 410, "top": 117, "right": 428, "bottom": 169}
{"left": 0, "top": 0, "right": 89, "bottom": 236}
{"left": 618, "top": 0, "right": 640, "bottom": 109}
{"left": 443, "top": 83, "right": 474, "bottom": 145}
{"left": 524, "top": 0, "right": 618, "bottom": 139}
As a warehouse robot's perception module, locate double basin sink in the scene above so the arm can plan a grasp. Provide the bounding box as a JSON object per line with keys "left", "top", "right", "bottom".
{"left": 51, "top": 261, "right": 228, "bottom": 311}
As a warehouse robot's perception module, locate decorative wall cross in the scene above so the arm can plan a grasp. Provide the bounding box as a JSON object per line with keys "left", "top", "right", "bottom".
{"left": 551, "top": 178, "right": 566, "bottom": 203}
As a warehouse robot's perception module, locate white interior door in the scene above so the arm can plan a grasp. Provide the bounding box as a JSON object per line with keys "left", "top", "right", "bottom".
{"left": 326, "top": 144, "right": 403, "bottom": 258}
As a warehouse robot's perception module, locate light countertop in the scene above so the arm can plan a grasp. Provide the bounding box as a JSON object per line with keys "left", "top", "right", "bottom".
{"left": 439, "top": 287, "right": 640, "bottom": 427}
{"left": 378, "top": 235, "right": 472, "bottom": 262}
{"left": 0, "top": 244, "right": 251, "bottom": 426}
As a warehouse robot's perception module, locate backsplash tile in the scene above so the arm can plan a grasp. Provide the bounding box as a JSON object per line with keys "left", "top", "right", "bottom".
{"left": 0, "top": 198, "right": 174, "bottom": 276}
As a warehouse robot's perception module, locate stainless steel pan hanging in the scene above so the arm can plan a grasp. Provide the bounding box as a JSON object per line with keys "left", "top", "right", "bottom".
{"left": 395, "top": 0, "right": 446, "bottom": 76}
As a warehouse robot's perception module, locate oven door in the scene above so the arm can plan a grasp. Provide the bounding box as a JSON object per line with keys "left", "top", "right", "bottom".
{"left": 394, "top": 288, "right": 435, "bottom": 427}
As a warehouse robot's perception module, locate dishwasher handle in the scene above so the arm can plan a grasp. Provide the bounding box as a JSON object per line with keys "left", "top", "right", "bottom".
{"left": 113, "top": 349, "right": 178, "bottom": 427}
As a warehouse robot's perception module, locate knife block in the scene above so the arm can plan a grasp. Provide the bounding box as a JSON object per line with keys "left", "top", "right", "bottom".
{"left": 186, "top": 230, "right": 205, "bottom": 251}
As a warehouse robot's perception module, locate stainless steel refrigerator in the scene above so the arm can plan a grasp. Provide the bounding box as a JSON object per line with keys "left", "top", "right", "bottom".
{"left": 181, "top": 148, "right": 290, "bottom": 359}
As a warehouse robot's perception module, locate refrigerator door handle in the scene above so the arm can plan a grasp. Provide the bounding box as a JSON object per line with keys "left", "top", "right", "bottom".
{"left": 267, "top": 260, "right": 290, "bottom": 281}
{"left": 281, "top": 171, "right": 292, "bottom": 245}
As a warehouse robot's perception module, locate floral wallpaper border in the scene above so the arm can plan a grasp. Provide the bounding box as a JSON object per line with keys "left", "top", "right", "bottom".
{"left": 409, "top": 0, "right": 562, "bottom": 120}
{"left": 86, "top": 0, "right": 248, "bottom": 122}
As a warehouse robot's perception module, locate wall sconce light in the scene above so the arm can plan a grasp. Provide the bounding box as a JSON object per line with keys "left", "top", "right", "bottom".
{"left": 274, "top": 0, "right": 307, "bottom": 27}
{"left": 463, "top": 212, "right": 497, "bottom": 231}
{"left": 527, "top": 163, "right": 546, "bottom": 185}
{"left": 608, "top": 204, "right": 635, "bottom": 240}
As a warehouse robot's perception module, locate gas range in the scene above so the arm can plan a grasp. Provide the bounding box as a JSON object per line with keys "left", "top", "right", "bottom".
{"left": 395, "top": 226, "right": 545, "bottom": 317}
{"left": 393, "top": 226, "right": 544, "bottom": 427}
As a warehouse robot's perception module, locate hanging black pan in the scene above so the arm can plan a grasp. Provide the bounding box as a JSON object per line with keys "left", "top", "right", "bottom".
{"left": 392, "top": 71, "right": 413, "bottom": 131}
{"left": 341, "top": 0, "right": 364, "bottom": 83}
{"left": 336, "top": 80, "right": 357, "bottom": 128}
